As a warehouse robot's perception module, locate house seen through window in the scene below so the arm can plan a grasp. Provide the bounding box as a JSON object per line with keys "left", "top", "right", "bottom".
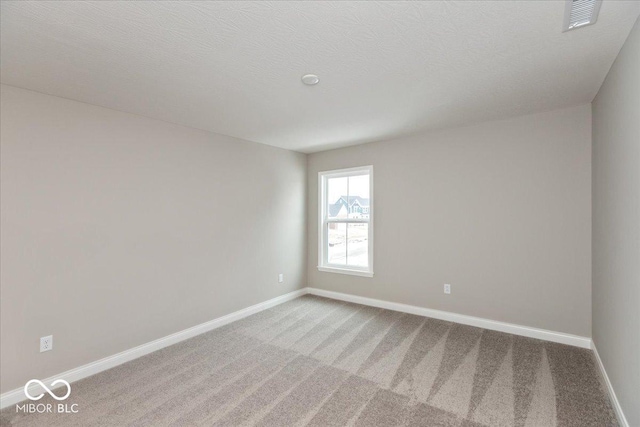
{"left": 318, "top": 166, "right": 373, "bottom": 277}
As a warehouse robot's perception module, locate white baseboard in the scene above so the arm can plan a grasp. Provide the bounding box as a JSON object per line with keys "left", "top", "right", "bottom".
{"left": 0, "top": 286, "right": 597, "bottom": 411}
{"left": 306, "top": 287, "right": 592, "bottom": 349}
{"left": 309, "top": 288, "right": 631, "bottom": 423}
{"left": 0, "top": 288, "right": 307, "bottom": 410}
{"left": 592, "top": 342, "right": 629, "bottom": 427}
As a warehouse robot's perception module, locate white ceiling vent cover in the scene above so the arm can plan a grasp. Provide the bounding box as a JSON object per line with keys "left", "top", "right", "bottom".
{"left": 564, "top": 0, "right": 603, "bottom": 31}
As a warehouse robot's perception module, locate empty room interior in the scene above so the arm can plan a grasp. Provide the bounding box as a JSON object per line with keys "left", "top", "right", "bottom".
{"left": 1, "top": 1, "right": 639, "bottom": 426}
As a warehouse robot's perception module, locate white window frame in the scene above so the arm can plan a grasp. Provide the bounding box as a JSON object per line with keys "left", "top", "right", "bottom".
{"left": 318, "top": 165, "right": 374, "bottom": 277}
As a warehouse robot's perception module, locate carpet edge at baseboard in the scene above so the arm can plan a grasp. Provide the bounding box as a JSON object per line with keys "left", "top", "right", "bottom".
{"left": 0, "top": 287, "right": 308, "bottom": 409}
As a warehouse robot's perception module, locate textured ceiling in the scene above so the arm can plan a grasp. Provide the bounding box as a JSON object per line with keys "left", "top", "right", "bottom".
{"left": 1, "top": 1, "right": 639, "bottom": 153}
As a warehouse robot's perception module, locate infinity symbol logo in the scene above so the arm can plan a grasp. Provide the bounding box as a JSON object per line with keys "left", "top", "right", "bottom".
{"left": 24, "top": 379, "right": 71, "bottom": 401}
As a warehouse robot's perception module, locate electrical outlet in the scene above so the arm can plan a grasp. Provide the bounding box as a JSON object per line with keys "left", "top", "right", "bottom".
{"left": 444, "top": 284, "right": 451, "bottom": 294}
{"left": 40, "top": 335, "right": 53, "bottom": 352}
{"left": 278, "top": 273, "right": 284, "bottom": 283}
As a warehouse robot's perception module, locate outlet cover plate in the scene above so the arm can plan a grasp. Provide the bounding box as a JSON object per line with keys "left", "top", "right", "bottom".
{"left": 40, "top": 335, "right": 53, "bottom": 352}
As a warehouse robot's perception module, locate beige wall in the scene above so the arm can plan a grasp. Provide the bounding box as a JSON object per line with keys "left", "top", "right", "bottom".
{"left": 308, "top": 105, "right": 592, "bottom": 337}
{"left": 592, "top": 17, "right": 640, "bottom": 427}
{"left": 0, "top": 85, "right": 307, "bottom": 393}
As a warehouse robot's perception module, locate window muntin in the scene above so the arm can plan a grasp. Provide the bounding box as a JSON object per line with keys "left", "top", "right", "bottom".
{"left": 318, "top": 166, "right": 373, "bottom": 277}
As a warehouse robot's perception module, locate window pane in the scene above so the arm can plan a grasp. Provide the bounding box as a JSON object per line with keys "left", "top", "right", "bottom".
{"left": 347, "top": 223, "right": 368, "bottom": 267}
{"left": 347, "top": 174, "right": 370, "bottom": 219}
{"left": 327, "top": 177, "right": 348, "bottom": 219}
{"left": 327, "top": 222, "right": 346, "bottom": 265}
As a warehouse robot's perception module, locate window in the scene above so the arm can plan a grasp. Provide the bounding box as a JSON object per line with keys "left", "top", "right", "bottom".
{"left": 318, "top": 166, "right": 373, "bottom": 277}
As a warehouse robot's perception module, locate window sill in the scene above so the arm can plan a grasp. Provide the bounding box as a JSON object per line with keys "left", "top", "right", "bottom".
{"left": 317, "top": 266, "right": 374, "bottom": 278}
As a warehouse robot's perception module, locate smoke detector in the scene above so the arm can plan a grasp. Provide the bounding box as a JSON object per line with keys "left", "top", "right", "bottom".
{"left": 301, "top": 74, "right": 319, "bottom": 85}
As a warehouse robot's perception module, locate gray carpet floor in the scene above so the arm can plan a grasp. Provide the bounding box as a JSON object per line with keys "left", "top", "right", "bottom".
{"left": 1, "top": 295, "right": 618, "bottom": 426}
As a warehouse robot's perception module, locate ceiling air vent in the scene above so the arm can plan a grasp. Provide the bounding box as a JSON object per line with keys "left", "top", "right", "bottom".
{"left": 563, "top": 0, "right": 602, "bottom": 31}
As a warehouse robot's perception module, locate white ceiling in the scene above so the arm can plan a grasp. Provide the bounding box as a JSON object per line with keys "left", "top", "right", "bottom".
{"left": 1, "top": 1, "right": 638, "bottom": 153}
